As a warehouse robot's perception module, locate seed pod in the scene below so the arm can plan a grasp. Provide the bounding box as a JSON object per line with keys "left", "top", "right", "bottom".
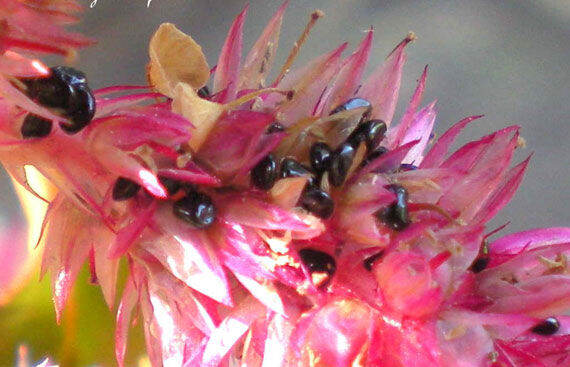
{"left": 361, "top": 147, "right": 388, "bottom": 168}
{"left": 173, "top": 190, "right": 216, "bottom": 228}
{"left": 299, "top": 184, "right": 334, "bottom": 219}
{"left": 112, "top": 177, "right": 141, "bottom": 201}
{"left": 347, "top": 119, "right": 387, "bottom": 150}
{"left": 310, "top": 142, "right": 332, "bottom": 174}
{"left": 21, "top": 114, "right": 52, "bottom": 138}
{"left": 329, "top": 142, "right": 355, "bottom": 187}
{"left": 280, "top": 158, "right": 313, "bottom": 179}
{"left": 531, "top": 317, "right": 560, "bottom": 335}
{"left": 251, "top": 154, "right": 278, "bottom": 190}
{"left": 299, "top": 248, "right": 336, "bottom": 287}
{"left": 376, "top": 184, "right": 410, "bottom": 231}
{"left": 329, "top": 98, "right": 372, "bottom": 120}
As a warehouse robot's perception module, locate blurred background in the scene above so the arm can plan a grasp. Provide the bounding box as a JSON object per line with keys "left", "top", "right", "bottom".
{"left": 1, "top": 0, "right": 569, "bottom": 365}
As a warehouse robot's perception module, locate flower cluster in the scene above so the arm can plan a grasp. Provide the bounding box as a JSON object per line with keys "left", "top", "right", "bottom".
{"left": 1, "top": 1, "right": 569, "bottom": 367}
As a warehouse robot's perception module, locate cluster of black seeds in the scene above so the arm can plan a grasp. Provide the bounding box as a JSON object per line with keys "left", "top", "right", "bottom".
{"left": 20, "top": 66, "right": 96, "bottom": 138}
{"left": 112, "top": 175, "right": 216, "bottom": 229}
{"left": 251, "top": 98, "right": 397, "bottom": 221}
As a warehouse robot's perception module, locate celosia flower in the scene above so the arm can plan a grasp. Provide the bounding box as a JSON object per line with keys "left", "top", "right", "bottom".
{"left": 1, "top": 2, "right": 569, "bottom": 367}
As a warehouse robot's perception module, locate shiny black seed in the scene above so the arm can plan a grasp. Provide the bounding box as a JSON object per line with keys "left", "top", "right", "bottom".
{"left": 363, "top": 251, "right": 385, "bottom": 271}
{"left": 376, "top": 184, "right": 410, "bottom": 231}
{"left": 329, "top": 142, "right": 355, "bottom": 187}
{"left": 469, "top": 257, "right": 490, "bottom": 273}
{"left": 173, "top": 191, "right": 216, "bottom": 228}
{"left": 280, "top": 158, "right": 313, "bottom": 179}
{"left": 329, "top": 98, "right": 372, "bottom": 120}
{"left": 399, "top": 163, "right": 418, "bottom": 171}
{"left": 197, "top": 86, "right": 211, "bottom": 98}
{"left": 25, "top": 66, "right": 87, "bottom": 108}
{"left": 531, "top": 317, "right": 560, "bottom": 335}
{"left": 299, "top": 248, "right": 336, "bottom": 277}
{"left": 310, "top": 142, "right": 332, "bottom": 173}
{"left": 21, "top": 114, "right": 52, "bottom": 138}
{"left": 112, "top": 177, "right": 141, "bottom": 201}
{"left": 251, "top": 154, "right": 278, "bottom": 190}
{"left": 299, "top": 185, "right": 334, "bottom": 219}
{"left": 361, "top": 147, "right": 389, "bottom": 168}
{"left": 59, "top": 85, "right": 96, "bottom": 134}
{"left": 347, "top": 119, "right": 387, "bottom": 150}
{"left": 266, "top": 122, "right": 285, "bottom": 134}
{"left": 159, "top": 176, "right": 181, "bottom": 196}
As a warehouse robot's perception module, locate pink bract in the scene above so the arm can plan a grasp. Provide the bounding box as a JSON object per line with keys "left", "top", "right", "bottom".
{"left": 0, "top": 1, "right": 569, "bottom": 367}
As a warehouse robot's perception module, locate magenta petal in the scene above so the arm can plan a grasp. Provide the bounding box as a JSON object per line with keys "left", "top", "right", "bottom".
{"left": 115, "top": 275, "right": 138, "bottom": 367}
{"left": 490, "top": 227, "right": 570, "bottom": 254}
{"left": 472, "top": 155, "right": 531, "bottom": 224}
{"left": 270, "top": 43, "right": 347, "bottom": 125}
{"left": 213, "top": 5, "right": 248, "bottom": 102}
{"left": 201, "top": 296, "right": 266, "bottom": 366}
{"left": 317, "top": 29, "right": 374, "bottom": 116}
{"left": 400, "top": 101, "right": 437, "bottom": 165}
{"left": 239, "top": 1, "right": 288, "bottom": 90}
{"left": 421, "top": 114, "right": 483, "bottom": 168}
{"left": 107, "top": 202, "right": 157, "bottom": 259}
{"left": 357, "top": 34, "right": 413, "bottom": 125}
{"left": 387, "top": 65, "right": 428, "bottom": 148}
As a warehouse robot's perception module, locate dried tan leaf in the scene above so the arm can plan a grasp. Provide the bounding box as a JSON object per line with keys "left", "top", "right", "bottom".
{"left": 172, "top": 83, "right": 224, "bottom": 151}
{"left": 148, "top": 23, "right": 210, "bottom": 97}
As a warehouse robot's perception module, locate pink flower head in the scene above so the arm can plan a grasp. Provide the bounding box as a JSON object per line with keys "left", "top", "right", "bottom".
{"left": 0, "top": 2, "right": 569, "bottom": 367}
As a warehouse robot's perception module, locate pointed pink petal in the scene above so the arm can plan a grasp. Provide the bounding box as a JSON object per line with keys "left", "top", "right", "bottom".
{"left": 350, "top": 139, "right": 420, "bottom": 183}
{"left": 213, "top": 5, "right": 248, "bottom": 102}
{"left": 400, "top": 101, "right": 437, "bottom": 165}
{"left": 151, "top": 206, "right": 232, "bottom": 306}
{"left": 115, "top": 275, "right": 138, "bottom": 367}
{"left": 472, "top": 155, "right": 531, "bottom": 224}
{"left": 421, "top": 115, "right": 483, "bottom": 168}
{"left": 239, "top": 1, "right": 288, "bottom": 90}
{"left": 268, "top": 43, "right": 346, "bottom": 125}
{"left": 317, "top": 29, "right": 374, "bottom": 116}
{"left": 490, "top": 227, "right": 570, "bottom": 254}
{"left": 387, "top": 65, "right": 428, "bottom": 148}
{"left": 357, "top": 34, "right": 414, "bottom": 125}
{"left": 201, "top": 296, "right": 266, "bottom": 366}
{"left": 107, "top": 202, "right": 157, "bottom": 259}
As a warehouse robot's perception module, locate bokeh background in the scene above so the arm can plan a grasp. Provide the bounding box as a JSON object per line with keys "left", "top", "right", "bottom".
{"left": 1, "top": 0, "right": 569, "bottom": 365}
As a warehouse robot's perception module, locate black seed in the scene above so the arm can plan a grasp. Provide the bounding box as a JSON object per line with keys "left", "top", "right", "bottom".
{"left": 299, "top": 248, "right": 336, "bottom": 277}
{"left": 329, "top": 98, "right": 372, "bottom": 119}
{"left": 266, "top": 122, "right": 285, "bottom": 134}
{"left": 361, "top": 147, "right": 389, "bottom": 168}
{"left": 376, "top": 184, "right": 410, "bottom": 231}
{"left": 470, "top": 257, "right": 490, "bottom": 273}
{"left": 531, "top": 317, "right": 560, "bottom": 335}
{"left": 173, "top": 191, "right": 216, "bottom": 228}
{"left": 59, "top": 85, "right": 96, "bottom": 134}
{"left": 280, "top": 158, "right": 313, "bottom": 179}
{"left": 399, "top": 163, "right": 418, "bottom": 171}
{"left": 329, "top": 142, "right": 355, "bottom": 187}
{"left": 347, "top": 119, "right": 387, "bottom": 150}
{"left": 363, "top": 251, "right": 385, "bottom": 271}
{"left": 112, "top": 177, "right": 141, "bottom": 201}
{"left": 21, "top": 114, "right": 52, "bottom": 138}
{"left": 197, "top": 86, "right": 211, "bottom": 98}
{"left": 251, "top": 154, "right": 278, "bottom": 190}
{"left": 159, "top": 176, "right": 181, "bottom": 196}
{"left": 24, "top": 66, "right": 96, "bottom": 134}
{"left": 299, "top": 185, "right": 334, "bottom": 219}
{"left": 310, "top": 142, "right": 332, "bottom": 173}
{"left": 25, "top": 66, "right": 87, "bottom": 108}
